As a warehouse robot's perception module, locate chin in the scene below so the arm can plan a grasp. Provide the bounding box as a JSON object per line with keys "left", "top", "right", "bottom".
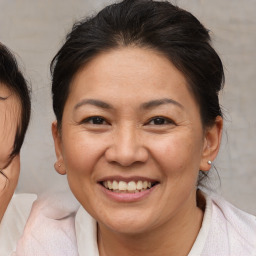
{"left": 96, "top": 207, "right": 158, "bottom": 235}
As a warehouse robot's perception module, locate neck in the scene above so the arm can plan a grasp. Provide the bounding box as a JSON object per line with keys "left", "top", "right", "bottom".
{"left": 98, "top": 192, "right": 204, "bottom": 256}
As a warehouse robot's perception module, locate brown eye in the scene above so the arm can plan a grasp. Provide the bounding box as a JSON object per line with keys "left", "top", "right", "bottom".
{"left": 147, "top": 117, "right": 174, "bottom": 125}
{"left": 83, "top": 116, "right": 108, "bottom": 125}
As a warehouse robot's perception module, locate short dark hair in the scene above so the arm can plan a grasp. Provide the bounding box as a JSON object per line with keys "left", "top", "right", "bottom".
{"left": 0, "top": 43, "right": 31, "bottom": 159}
{"left": 51, "top": 0, "right": 224, "bottom": 130}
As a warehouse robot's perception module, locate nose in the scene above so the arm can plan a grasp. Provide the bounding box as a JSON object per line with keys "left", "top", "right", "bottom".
{"left": 105, "top": 125, "right": 148, "bottom": 167}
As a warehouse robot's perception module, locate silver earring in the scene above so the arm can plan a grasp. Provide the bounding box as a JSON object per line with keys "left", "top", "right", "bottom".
{"left": 207, "top": 160, "right": 212, "bottom": 165}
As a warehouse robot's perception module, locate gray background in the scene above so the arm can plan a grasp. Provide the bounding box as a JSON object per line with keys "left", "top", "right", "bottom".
{"left": 0, "top": 0, "right": 255, "bottom": 214}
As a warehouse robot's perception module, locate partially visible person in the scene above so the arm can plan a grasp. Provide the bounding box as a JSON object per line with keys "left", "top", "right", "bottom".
{"left": 0, "top": 43, "right": 36, "bottom": 255}
{"left": 0, "top": 43, "right": 79, "bottom": 256}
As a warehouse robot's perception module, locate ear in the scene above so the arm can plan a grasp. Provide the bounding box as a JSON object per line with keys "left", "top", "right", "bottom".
{"left": 200, "top": 116, "right": 223, "bottom": 171}
{"left": 52, "top": 121, "right": 66, "bottom": 175}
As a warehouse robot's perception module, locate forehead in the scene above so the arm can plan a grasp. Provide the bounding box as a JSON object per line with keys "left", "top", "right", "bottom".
{"left": 70, "top": 47, "right": 189, "bottom": 97}
{"left": 67, "top": 47, "right": 199, "bottom": 111}
{"left": 0, "top": 83, "right": 12, "bottom": 97}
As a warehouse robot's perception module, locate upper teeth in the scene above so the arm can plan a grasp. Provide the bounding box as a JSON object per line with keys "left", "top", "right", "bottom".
{"left": 103, "top": 180, "right": 152, "bottom": 192}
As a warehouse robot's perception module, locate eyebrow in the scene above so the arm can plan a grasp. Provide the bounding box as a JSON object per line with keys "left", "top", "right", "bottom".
{"left": 74, "top": 98, "right": 184, "bottom": 111}
{"left": 74, "top": 99, "right": 113, "bottom": 110}
{"left": 140, "top": 98, "right": 184, "bottom": 110}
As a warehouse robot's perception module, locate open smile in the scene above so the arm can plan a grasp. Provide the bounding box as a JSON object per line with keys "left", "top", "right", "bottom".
{"left": 101, "top": 180, "right": 158, "bottom": 193}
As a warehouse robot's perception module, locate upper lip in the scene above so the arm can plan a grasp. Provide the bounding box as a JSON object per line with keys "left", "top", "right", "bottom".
{"left": 97, "top": 175, "right": 159, "bottom": 183}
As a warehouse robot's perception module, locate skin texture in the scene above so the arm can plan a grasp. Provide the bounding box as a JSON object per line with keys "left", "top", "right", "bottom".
{"left": 0, "top": 156, "right": 20, "bottom": 223}
{"left": 0, "top": 84, "right": 21, "bottom": 222}
{"left": 52, "top": 47, "right": 223, "bottom": 256}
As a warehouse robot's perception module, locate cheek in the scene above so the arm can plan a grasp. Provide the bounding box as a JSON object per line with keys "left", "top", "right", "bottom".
{"left": 61, "top": 130, "right": 105, "bottom": 178}
{"left": 60, "top": 131, "right": 108, "bottom": 214}
{"left": 0, "top": 118, "right": 17, "bottom": 167}
{"left": 148, "top": 132, "right": 203, "bottom": 177}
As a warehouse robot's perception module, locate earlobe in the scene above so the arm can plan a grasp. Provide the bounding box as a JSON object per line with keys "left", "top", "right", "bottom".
{"left": 200, "top": 116, "right": 223, "bottom": 171}
{"left": 54, "top": 161, "right": 66, "bottom": 175}
{"left": 52, "top": 121, "right": 66, "bottom": 175}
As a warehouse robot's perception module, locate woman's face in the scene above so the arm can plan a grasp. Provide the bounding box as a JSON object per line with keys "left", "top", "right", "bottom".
{"left": 0, "top": 84, "right": 20, "bottom": 170}
{"left": 53, "top": 47, "right": 221, "bottom": 234}
{"left": 0, "top": 84, "right": 20, "bottom": 222}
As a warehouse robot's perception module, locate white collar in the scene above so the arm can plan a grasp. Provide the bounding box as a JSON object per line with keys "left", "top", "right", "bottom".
{"left": 74, "top": 192, "right": 213, "bottom": 256}
{"left": 188, "top": 192, "right": 212, "bottom": 255}
{"left": 75, "top": 206, "right": 99, "bottom": 256}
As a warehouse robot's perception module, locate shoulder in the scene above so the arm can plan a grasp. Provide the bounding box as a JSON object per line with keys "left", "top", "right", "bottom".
{"left": 204, "top": 192, "right": 256, "bottom": 255}
{"left": 15, "top": 191, "right": 80, "bottom": 256}
{"left": 0, "top": 193, "right": 37, "bottom": 256}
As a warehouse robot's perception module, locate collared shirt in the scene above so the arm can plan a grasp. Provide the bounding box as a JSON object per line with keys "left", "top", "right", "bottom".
{"left": 0, "top": 194, "right": 37, "bottom": 256}
{"left": 1, "top": 191, "right": 256, "bottom": 256}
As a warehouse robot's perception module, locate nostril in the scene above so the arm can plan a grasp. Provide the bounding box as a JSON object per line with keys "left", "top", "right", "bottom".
{"left": 105, "top": 145, "right": 148, "bottom": 167}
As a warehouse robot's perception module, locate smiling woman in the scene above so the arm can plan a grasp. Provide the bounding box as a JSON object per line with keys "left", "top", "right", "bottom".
{"left": 54, "top": 47, "right": 215, "bottom": 233}
{"left": 50, "top": 45, "right": 225, "bottom": 256}
{"left": 14, "top": 0, "right": 256, "bottom": 255}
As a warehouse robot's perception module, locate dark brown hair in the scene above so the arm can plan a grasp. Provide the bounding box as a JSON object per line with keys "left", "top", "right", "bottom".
{"left": 51, "top": 0, "right": 225, "bottom": 185}
{"left": 0, "top": 43, "right": 31, "bottom": 160}
{"left": 51, "top": 0, "right": 224, "bottom": 129}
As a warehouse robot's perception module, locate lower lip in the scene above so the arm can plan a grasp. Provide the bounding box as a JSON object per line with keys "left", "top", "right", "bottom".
{"left": 99, "top": 184, "right": 158, "bottom": 202}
